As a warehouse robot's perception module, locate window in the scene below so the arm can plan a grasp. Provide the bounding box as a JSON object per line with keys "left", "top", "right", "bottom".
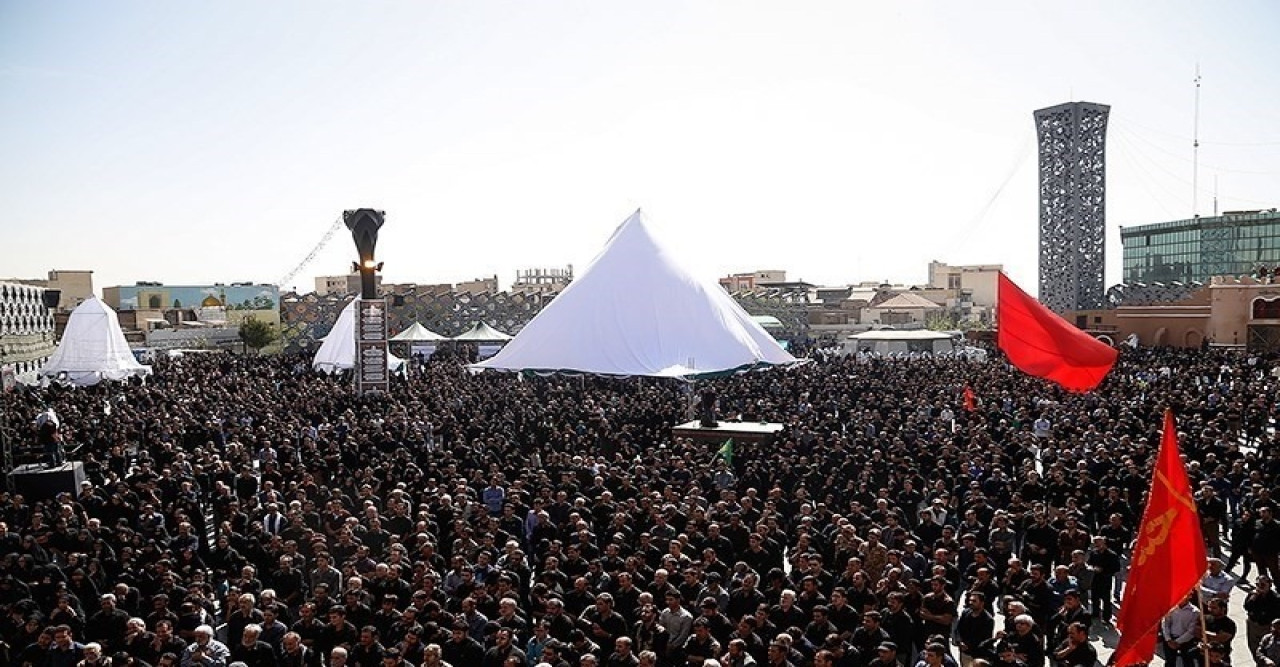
{"left": 1253, "top": 298, "right": 1280, "bottom": 320}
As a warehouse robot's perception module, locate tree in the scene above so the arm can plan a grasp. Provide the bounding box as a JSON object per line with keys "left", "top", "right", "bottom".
{"left": 238, "top": 317, "right": 278, "bottom": 354}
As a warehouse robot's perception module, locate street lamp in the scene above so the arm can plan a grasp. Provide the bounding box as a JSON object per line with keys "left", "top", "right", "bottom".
{"left": 344, "top": 208, "right": 389, "bottom": 395}
{"left": 344, "top": 209, "right": 385, "bottom": 300}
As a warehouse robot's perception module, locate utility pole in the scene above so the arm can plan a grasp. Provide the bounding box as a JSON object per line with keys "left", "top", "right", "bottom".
{"left": 1193, "top": 64, "right": 1201, "bottom": 218}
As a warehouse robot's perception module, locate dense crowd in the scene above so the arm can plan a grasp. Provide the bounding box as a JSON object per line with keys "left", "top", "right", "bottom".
{"left": 1, "top": 343, "right": 1278, "bottom": 667}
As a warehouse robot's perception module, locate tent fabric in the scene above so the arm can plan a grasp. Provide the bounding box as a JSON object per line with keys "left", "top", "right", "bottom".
{"left": 391, "top": 322, "right": 446, "bottom": 342}
{"left": 312, "top": 299, "right": 405, "bottom": 374}
{"left": 452, "top": 322, "right": 513, "bottom": 341}
{"left": 39, "top": 297, "right": 152, "bottom": 386}
{"left": 472, "top": 209, "right": 800, "bottom": 378}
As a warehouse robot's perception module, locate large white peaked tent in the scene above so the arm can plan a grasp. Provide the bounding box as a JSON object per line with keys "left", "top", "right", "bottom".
{"left": 313, "top": 299, "right": 405, "bottom": 374}
{"left": 40, "top": 297, "right": 152, "bottom": 386}
{"left": 473, "top": 209, "right": 800, "bottom": 378}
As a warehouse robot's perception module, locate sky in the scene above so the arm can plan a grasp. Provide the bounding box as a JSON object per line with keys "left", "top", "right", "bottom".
{"left": 1, "top": 1, "right": 1277, "bottom": 296}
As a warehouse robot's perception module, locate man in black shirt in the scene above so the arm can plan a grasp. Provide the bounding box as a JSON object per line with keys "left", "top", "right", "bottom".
{"left": 441, "top": 622, "right": 485, "bottom": 666}
{"left": 1203, "top": 598, "right": 1237, "bottom": 655}
{"left": 1245, "top": 575, "right": 1280, "bottom": 654}
{"left": 316, "top": 607, "right": 360, "bottom": 660}
{"left": 956, "top": 592, "right": 994, "bottom": 667}
{"left": 1051, "top": 622, "right": 1096, "bottom": 667}
{"left": 1085, "top": 536, "right": 1121, "bottom": 623}
{"left": 229, "top": 623, "right": 277, "bottom": 667}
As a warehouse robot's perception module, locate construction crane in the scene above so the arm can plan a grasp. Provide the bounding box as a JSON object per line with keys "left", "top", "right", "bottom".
{"left": 276, "top": 216, "right": 345, "bottom": 292}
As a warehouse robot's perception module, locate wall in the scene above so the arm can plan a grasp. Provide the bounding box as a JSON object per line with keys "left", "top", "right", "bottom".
{"left": 45, "top": 270, "right": 95, "bottom": 310}
{"left": 280, "top": 287, "right": 811, "bottom": 353}
{"left": 1208, "top": 278, "right": 1280, "bottom": 348}
{"left": 105, "top": 284, "right": 280, "bottom": 311}
{"left": 927, "top": 261, "right": 1001, "bottom": 308}
{"left": 1068, "top": 277, "right": 1280, "bottom": 349}
{"left": 0, "top": 282, "right": 57, "bottom": 384}
{"left": 314, "top": 274, "right": 383, "bottom": 296}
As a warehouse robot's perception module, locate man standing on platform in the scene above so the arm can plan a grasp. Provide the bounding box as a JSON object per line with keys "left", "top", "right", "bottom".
{"left": 35, "top": 405, "right": 62, "bottom": 468}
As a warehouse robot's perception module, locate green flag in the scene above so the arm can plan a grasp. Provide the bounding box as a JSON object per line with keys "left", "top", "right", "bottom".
{"left": 717, "top": 438, "right": 734, "bottom": 466}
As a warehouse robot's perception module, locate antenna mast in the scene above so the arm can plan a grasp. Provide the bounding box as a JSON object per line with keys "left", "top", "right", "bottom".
{"left": 1214, "top": 175, "right": 1219, "bottom": 217}
{"left": 1193, "top": 64, "right": 1201, "bottom": 218}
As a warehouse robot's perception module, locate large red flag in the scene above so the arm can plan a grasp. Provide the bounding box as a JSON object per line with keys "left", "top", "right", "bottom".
{"left": 1112, "top": 410, "right": 1208, "bottom": 667}
{"left": 996, "top": 272, "right": 1118, "bottom": 392}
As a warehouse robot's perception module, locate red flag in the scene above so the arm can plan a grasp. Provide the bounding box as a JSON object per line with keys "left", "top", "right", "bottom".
{"left": 963, "top": 386, "right": 976, "bottom": 412}
{"left": 1112, "top": 410, "right": 1208, "bottom": 667}
{"left": 996, "top": 272, "right": 1117, "bottom": 392}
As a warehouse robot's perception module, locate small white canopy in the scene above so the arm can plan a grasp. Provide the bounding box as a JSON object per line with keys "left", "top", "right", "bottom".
{"left": 312, "top": 299, "right": 405, "bottom": 374}
{"left": 40, "top": 297, "right": 152, "bottom": 386}
{"left": 452, "top": 321, "right": 513, "bottom": 342}
{"left": 391, "top": 322, "right": 446, "bottom": 342}
{"left": 849, "top": 330, "right": 952, "bottom": 341}
{"left": 845, "top": 329, "right": 955, "bottom": 356}
{"left": 472, "top": 209, "right": 800, "bottom": 378}
{"left": 751, "top": 315, "right": 785, "bottom": 331}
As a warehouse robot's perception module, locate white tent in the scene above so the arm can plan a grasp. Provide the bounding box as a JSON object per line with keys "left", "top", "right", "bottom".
{"left": 390, "top": 322, "right": 447, "bottom": 342}
{"left": 312, "top": 299, "right": 406, "bottom": 374}
{"left": 39, "top": 297, "right": 152, "bottom": 386}
{"left": 452, "top": 322, "right": 513, "bottom": 342}
{"left": 472, "top": 209, "right": 800, "bottom": 378}
{"left": 844, "top": 329, "right": 955, "bottom": 356}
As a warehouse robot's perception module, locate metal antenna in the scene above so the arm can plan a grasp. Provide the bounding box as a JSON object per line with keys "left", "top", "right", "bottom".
{"left": 1214, "top": 175, "right": 1219, "bottom": 217}
{"left": 1193, "top": 64, "right": 1201, "bottom": 218}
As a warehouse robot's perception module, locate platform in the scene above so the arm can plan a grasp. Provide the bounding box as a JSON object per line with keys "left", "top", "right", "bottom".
{"left": 671, "top": 420, "right": 786, "bottom": 446}
{"left": 7, "top": 462, "right": 87, "bottom": 500}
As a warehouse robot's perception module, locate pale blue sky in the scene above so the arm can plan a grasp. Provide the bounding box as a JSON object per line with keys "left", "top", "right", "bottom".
{"left": 1, "top": 1, "right": 1277, "bottom": 295}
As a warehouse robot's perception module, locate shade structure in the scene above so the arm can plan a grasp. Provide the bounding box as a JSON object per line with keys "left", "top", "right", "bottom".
{"left": 390, "top": 322, "right": 446, "bottom": 342}
{"left": 472, "top": 209, "right": 800, "bottom": 378}
{"left": 312, "top": 299, "right": 405, "bottom": 374}
{"left": 39, "top": 297, "right": 152, "bottom": 386}
{"left": 452, "top": 322, "right": 513, "bottom": 342}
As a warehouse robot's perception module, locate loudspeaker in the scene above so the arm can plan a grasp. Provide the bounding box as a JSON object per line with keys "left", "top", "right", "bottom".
{"left": 8, "top": 462, "right": 86, "bottom": 500}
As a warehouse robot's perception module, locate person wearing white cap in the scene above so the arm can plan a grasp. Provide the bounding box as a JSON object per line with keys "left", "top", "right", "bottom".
{"left": 182, "top": 624, "right": 230, "bottom": 667}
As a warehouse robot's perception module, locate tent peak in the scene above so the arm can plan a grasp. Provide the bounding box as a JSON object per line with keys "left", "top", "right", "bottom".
{"left": 473, "top": 209, "right": 799, "bottom": 378}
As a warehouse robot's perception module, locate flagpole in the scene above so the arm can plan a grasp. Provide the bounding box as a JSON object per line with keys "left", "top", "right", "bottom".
{"left": 1197, "top": 588, "right": 1211, "bottom": 667}
{"left": 1111, "top": 409, "right": 1208, "bottom": 667}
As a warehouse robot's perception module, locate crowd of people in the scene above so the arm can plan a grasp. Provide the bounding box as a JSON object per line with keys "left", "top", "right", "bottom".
{"left": 1, "top": 343, "right": 1277, "bottom": 667}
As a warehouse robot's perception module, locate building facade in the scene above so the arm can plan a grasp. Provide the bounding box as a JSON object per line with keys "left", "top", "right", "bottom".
{"left": 1121, "top": 209, "right": 1280, "bottom": 285}
{"left": 315, "top": 273, "right": 383, "bottom": 296}
{"left": 513, "top": 267, "right": 574, "bottom": 292}
{"left": 1035, "top": 101, "right": 1110, "bottom": 312}
{"left": 1076, "top": 274, "right": 1280, "bottom": 351}
{"left": 0, "top": 282, "right": 57, "bottom": 386}
{"left": 719, "top": 270, "right": 787, "bottom": 292}
{"left": 102, "top": 283, "right": 281, "bottom": 350}
{"left": 456, "top": 276, "right": 499, "bottom": 294}
{"left": 926, "top": 261, "right": 1001, "bottom": 324}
